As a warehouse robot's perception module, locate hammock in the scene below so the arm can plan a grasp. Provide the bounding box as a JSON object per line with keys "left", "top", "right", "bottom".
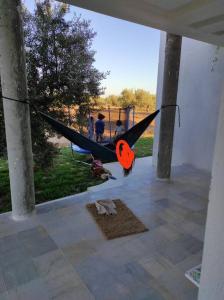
{"left": 40, "top": 109, "right": 159, "bottom": 162}
{"left": 104, "top": 110, "right": 160, "bottom": 150}
{"left": 1, "top": 95, "right": 180, "bottom": 167}
{"left": 40, "top": 112, "right": 117, "bottom": 162}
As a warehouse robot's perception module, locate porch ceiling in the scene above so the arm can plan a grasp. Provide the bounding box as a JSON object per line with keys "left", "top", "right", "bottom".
{"left": 63, "top": 0, "right": 224, "bottom": 46}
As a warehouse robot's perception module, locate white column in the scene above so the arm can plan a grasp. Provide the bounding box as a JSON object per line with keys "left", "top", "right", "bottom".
{"left": 0, "top": 0, "right": 35, "bottom": 220}
{"left": 198, "top": 91, "right": 224, "bottom": 299}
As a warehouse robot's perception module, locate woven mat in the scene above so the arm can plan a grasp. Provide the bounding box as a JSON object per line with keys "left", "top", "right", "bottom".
{"left": 86, "top": 199, "right": 148, "bottom": 240}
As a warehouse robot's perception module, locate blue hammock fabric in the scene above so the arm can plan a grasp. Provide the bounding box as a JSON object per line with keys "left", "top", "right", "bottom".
{"left": 71, "top": 144, "right": 91, "bottom": 154}
{"left": 40, "top": 110, "right": 160, "bottom": 162}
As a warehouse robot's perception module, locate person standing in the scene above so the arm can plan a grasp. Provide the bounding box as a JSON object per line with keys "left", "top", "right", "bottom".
{"left": 95, "top": 113, "right": 105, "bottom": 143}
{"left": 114, "top": 120, "right": 125, "bottom": 138}
{"left": 88, "top": 116, "right": 94, "bottom": 140}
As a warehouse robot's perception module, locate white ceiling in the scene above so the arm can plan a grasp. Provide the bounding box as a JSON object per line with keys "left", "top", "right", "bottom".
{"left": 63, "top": 0, "right": 224, "bottom": 46}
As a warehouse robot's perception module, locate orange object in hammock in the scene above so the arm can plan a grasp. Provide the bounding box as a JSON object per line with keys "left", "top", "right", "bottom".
{"left": 116, "top": 140, "right": 135, "bottom": 170}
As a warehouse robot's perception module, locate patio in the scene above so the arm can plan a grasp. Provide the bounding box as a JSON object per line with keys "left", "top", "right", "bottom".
{"left": 0, "top": 157, "right": 209, "bottom": 300}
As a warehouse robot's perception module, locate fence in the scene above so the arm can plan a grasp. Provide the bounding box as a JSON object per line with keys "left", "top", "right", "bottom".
{"left": 49, "top": 107, "right": 155, "bottom": 147}
{"left": 90, "top": 108, "right": 155, "bottom": 140}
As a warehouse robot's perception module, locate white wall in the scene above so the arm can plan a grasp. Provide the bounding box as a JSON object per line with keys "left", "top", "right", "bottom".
{"left": 198, "top": 86, "right": 224, "bottom": 299}
{"left": 153, "top": 32, "right": 224, "bottom": 172}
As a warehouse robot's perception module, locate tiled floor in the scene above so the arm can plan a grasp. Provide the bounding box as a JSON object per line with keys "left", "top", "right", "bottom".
{"left": 0, "top": 157, "right": 209, "bottom": 299}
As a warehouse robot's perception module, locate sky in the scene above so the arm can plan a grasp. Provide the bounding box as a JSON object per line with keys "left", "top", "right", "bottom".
{"left": 23, "top": 0, "right": 160, "bottom": 96}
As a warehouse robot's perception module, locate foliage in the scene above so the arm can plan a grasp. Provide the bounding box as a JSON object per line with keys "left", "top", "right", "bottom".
{"left": 97, "top": 89, "right": 156, "bottom": 112}
{"left": 118, "top": 89, "right": 136, "bottom": 107}
{"left": 135, "top": 89, "right": 156, "bottom": 110}
{"left": 0, "top": 0, "right": 107, "bottom": 167}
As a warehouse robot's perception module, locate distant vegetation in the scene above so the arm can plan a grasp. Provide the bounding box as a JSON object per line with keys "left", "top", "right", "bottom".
{"left": 93, "top": 88, "right": 156, "bottom": 112}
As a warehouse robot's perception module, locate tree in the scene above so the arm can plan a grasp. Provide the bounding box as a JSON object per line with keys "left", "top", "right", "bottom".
{"left": 135, "top": 89, "right": 156, "bottom": 111}
{"left": 88, "top": 89, "right": 156, "bottom": 110}
{"left": 118, "top": 89, "right": 136, "bottom": 108}
{"left": 106, "top": 95, "right": 119, "bottom": 106}
{"left": 0, "top": 0, "right": 107, "bottom": 167}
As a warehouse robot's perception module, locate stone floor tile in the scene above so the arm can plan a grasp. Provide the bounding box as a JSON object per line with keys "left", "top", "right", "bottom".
{"left": 0, "top": 271, "right": 7, "bottom": 294}
{"left": 84, "top": 273, "right": 130, "bottom": 300}
{"left": 154, "top": 198, "right": 172, "bottom": 209}
{"left": 16, "top": 225, "right": 58, "bottom": 258}
{"left": 76, "top": 257, "right": 156, "bottom": 300}
{"left": 51, "top": 285, "right": 94, "bottom": 300}
{"left": 2, "top": 260, "right": 38, "bottom": 290}
{"left": 62, "top": 240, "right": 97, "bottom": 266}
{"left": 179, "top": 191, "right": 208, "bottom": 211}
{"left": 156, "top": 208, "right": 185, "bottom": 225}
{"left": 186, "top": 209, "right": 207, "bottom": 226}
{"left": 44, "top": 267, "right": 89, "bottom": 300}
{"left": 139, "top": 227, "right": 170, "bottom": 254}
{"left": 114, "top": 264, "right": 164, "bottom": 300}
{"left": 158, "top": 267, "right": 198, "bottom": 300}
{"left": 157, "top": 238, "right": 191, "bottom": 265}
{"left": 121, "top": 236, "right": 152, "bottom": 261}
{"left": 0, "top": 292, "right": 10, "bottom": 300}
{"left": 148, "top": 278, "right": 174, "bottom": 300}
{"left": 25, "top": 236, "right": 58, "bottom": 258}
{"left": 121, "top": 261, "right": 154, "bottom": 285}
{"left": 158, "top": 233, "right": 203, "bottom": 265}
{"left": 0, "top": 234, "right": 21, "bottom": 254}
{"left": 138, "top": 213, "right": 166, "bottom": 230}
{"left": 0, "top": 245, "right": 30, "bottom": 269}
{"left": 6, "top": 278, "right": 50, "bottom": 300}
{"left": 177, "top": 221, "right": 205, "bottom": 241}
{"left": 177, "top": 251, "right": 203, "bottom": 273}
{"left": 17, "top": 226, "right": 48, "bottom": 241}
{"left": 178, "top": 234, "right": 203, "bottom": 254}
{"left": 139, "top": 255, "right": 174, "bottom": 279}
{"left": 155, "top": 224, "right": 182, "bottom": 242}
{"left": 34, "top": 249, "right": 72, "bottom": 278}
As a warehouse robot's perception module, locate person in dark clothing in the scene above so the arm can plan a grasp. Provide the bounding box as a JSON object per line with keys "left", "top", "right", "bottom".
{"left": 95, "top": 113, "right": 105, "bottom": 143}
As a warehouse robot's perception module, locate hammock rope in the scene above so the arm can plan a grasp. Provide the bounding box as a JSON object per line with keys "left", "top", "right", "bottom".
{"left": 1, "top": 95, "right": 180, "bottom": 163}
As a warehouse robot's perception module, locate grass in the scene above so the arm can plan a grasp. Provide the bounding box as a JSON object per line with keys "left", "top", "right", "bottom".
{"left": 0, "top": 137, "right": 153, "bottom": 213}
{"left": 135, "top": 136, "right": 154, "bottom": 158}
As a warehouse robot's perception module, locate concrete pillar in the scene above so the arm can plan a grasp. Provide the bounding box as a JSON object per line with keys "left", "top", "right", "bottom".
{"left": 198, "top": 93, "right": 224, "bottom": 300}
{"left": 157, "top": 33, "right": 182, "bottom": 179}
{"left": 0, "top": 0, "right": 35, "bottom": 220}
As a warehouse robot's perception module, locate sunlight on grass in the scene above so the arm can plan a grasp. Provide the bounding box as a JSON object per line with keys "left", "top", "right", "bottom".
{"left": 135, "top": 137, "right": 153, "bottom": 158}
{"left": 0, "top": 137, "right": 153, "bottom": 213}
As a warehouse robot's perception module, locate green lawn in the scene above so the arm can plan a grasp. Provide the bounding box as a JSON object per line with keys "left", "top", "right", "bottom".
{"left": 0, "top": 137, "right": 153, "bottom": 213}
{"left": 135, "top": 136, "right": 154, "bottom": 158}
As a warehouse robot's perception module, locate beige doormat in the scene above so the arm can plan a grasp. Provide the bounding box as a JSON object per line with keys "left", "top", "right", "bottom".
{"left": 86, "top": 199, "right": 148, "bottom": 239}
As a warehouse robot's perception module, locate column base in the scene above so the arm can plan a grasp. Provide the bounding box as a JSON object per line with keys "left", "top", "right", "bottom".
{"left": 11, "top": 209, "right": 36, "bottom": 221}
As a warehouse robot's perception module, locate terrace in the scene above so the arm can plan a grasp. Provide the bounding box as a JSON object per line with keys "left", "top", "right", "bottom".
{"left": 0, "top": 157, "right": 208, "bottom": 299}
{"left": 1, "top": 1, "right": 224, "bottom": 299}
